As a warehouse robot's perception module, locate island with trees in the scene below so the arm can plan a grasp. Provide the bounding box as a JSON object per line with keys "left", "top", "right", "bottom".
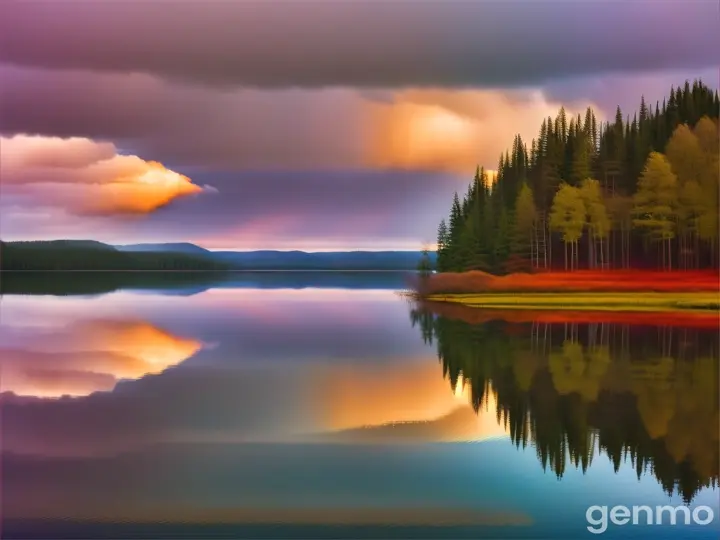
{"left": 416, "top": 80, "right": 719, "bottom": 312}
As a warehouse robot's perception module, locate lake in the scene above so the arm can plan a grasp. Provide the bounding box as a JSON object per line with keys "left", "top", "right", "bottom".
{"left": 1, "top": 272, "right": 718, "bottom": 539}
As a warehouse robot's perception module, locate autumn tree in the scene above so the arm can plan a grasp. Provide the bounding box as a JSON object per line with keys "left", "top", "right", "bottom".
{"left": 665, "top": 125, "right": 706, "bottom": 268}
{"left": 434, "top": 80, "right": 718, "bottom": 274}
{"left": 665, "top": 124, "right": 704, "bottom": 185}
{"left": 550, "top": 183, "right": 585, "bottom": 270}
{"left": 693, "top": 117, "right": 720, "bottom": 266}
{"left": 580, "top": 178, "right": 612, "bottom": 269}
{"left": 633, "top": 152, "right": 679, "bottom": 270}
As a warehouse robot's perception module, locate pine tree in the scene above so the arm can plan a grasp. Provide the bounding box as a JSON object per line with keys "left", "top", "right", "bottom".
{"left": 436, "top": 219, "right": 449, "bottom": 271}
{"left": 509, "top": 183, "right": 538, "bottom": 272}
{"left": 417, "top": 248, "right": 433, "bottom": 276}
{"left": 447, "top": 192, "right": 463, "bottom": 271}
{"left": 434, "top": 80, "right": 718, "bottom": 273}
{"left": 639, "top": 96, "right": 649, "bottom": 123}
{"left": 494, "top": 206, "right": 512, "bottom": 273}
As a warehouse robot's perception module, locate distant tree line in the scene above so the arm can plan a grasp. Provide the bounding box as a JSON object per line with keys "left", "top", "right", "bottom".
{"left": 0, "top": 241, "right": 437, "bottom": 271}
{"left": 0, "top": 241, "right": 232, "bottom": 271}
{"left": 436, "top": 80, "right": 720, "bottom": 273}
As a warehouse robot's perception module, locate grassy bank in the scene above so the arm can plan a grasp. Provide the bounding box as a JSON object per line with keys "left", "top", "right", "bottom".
{"left": 425, "top": 291, "right": 720, "bottom": 312}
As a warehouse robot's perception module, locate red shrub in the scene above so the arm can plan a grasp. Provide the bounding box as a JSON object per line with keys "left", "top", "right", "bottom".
{"left": 416, "top": 270, "right": 720, "bottom": 295}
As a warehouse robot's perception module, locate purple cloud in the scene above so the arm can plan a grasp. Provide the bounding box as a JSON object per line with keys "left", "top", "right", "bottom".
{"left": 1, "top": 1, "right": 717, "bottom": 89}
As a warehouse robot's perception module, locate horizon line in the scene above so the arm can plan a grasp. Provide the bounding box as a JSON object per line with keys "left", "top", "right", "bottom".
{"left": 1, "top": 239, "right": 437, "bottom": 253}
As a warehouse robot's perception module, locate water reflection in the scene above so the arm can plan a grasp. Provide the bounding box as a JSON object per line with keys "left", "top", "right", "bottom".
{"left": 1, "top": 319, "right": 202, "bottom": 397}
{"left": 0, "top": 293, "right": 506, "bottom": 458}
{"left": 410, "top": 301, "right": 720, "bottom": 504}
{"left": 1, "top": 286, "right": 718, "bottom": 538}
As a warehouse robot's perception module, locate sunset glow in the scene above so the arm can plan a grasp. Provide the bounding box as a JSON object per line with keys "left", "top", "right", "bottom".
{"left": 0, "top": 319, "right": 203, "bottom": 398}
{"left": 315, "top": 363, "right": 508, "bottom": 442}
{"left": 1, "top": 135, "right": 207, "bottom": 217}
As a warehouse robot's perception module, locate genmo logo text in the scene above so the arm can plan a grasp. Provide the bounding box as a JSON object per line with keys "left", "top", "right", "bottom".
{"left": 585, "top": 505, "right": 715, "bottom": 534}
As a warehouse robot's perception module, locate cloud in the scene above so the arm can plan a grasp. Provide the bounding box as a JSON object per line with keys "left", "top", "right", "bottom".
{"left": 0, "top": 62, "right": 712, "bottom": 247}
{"left": 1, "top": 66, "right": 594, "bottom": 174}
{"left": 0, "top": 1, "right": 716, "bottom": 89}
{"left": 0, "top": 65, "right": 597, "bottom": 247}
{"left": 367, "top": 89, "right": 593, "bottom": 173}
{"left": 1, "top": 134, "right": 208, "bottom": 215}
{"left": 0, "top": 319, "right": 203, "bottom": 398}
{"left": 543, "top": 68, "right": 720, "bottom": 118}
{"left": 0, "top": 0, "right": 715, "bottom": 249}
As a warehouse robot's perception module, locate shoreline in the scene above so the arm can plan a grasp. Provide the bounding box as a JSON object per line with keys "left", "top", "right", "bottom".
{"left": 423, "top": 291, "right": 720, "bottom": 312}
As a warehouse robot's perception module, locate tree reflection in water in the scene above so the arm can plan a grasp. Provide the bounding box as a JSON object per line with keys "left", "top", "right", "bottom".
{"left": 409, "top": 302, "right": 719, "bottom": 503}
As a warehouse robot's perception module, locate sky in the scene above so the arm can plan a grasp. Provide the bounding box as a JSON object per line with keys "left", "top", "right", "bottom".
{"left": 0, "top": 0, "right": 718, "bottom": 250}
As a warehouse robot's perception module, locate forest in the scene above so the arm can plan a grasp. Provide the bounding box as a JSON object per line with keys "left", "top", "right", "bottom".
{"left": 0, "top": 241, "right": 434, "bottom": 272}
{"left": 409, "top": 305, "right": 719, "bottom": 503}
{"left": 0, "top": 240, "right": 233, "bottom": 271}
{"left": 435, "top": 80, "right": 720, "bottom": 273}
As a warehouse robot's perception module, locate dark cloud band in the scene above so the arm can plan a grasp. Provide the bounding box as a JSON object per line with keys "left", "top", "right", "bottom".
{"left": 1, "top": 1, "right": 717, "bottom": 89}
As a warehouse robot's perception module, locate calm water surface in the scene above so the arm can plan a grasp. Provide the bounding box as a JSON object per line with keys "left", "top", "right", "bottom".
{"left": 1, "top": 273, "right": 718, "bottom": 539}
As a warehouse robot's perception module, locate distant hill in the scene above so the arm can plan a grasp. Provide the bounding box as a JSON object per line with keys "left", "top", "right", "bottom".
{"left": 0, "top": 240, "right": 230, "bottom": 271}
{"left": 116, "top": 242, "right": 212, "bottom": 255}
{"left": 1, "top": 240, "right": 436, "bottom": 271}
{"left": 116, "top": 243, "right": 435, "bottom": 270}
{"left": 212, "top": 249, "right": 437, "bottom": 270}
{"left": 6, "top": 239, "right": 117, "bottom": 251}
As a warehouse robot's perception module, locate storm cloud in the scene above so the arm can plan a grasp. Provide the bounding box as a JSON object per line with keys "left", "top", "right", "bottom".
{"left": 1, "top": 1, "right": 717, "bottom": 89}
{"left": 0, "top": 65, "right": 593, "bottom": 172}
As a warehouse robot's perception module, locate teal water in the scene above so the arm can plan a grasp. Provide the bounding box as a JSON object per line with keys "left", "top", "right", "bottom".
{"left": 1, "top": 273, "right": 718, "bottom": 539}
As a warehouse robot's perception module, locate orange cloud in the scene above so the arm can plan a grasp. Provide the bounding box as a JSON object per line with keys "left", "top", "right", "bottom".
{"left": 365, "top": 89, "right": 594, "bottom": 173}
{"left": 0, "top": 319, "right": 203, "bottom": 398}
{"left": 0, "top": 134, "right": 208, "bottom": 215}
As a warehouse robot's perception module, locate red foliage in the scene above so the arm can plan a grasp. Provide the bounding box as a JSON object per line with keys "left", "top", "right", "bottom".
{"left": 416, "top": 270, "right": 720, "bottom": 295}
{"left": 421, "top": 301, "right": 720, "bottom": 330}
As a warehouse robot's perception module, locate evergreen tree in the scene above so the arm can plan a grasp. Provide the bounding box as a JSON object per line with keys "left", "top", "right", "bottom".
{"left": 447, "top": 192, "right": 463, "bottom": 270}
{"left": 494, "top": 207, "right": 512, "bottom": 272}
{"left": 436, "top": 219, "right": 449, "bottom": 271}
{"left": 570, "top": 128, "right": 592, "bottom": 185}
{"left": 417, "top": 248, "right": 433, "bottom": 277}
{"left": 433, "top": 80, "right": 718, "bottom": 273}
{"left": 509, "top": 182, "right": 538, "bottom": 272}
